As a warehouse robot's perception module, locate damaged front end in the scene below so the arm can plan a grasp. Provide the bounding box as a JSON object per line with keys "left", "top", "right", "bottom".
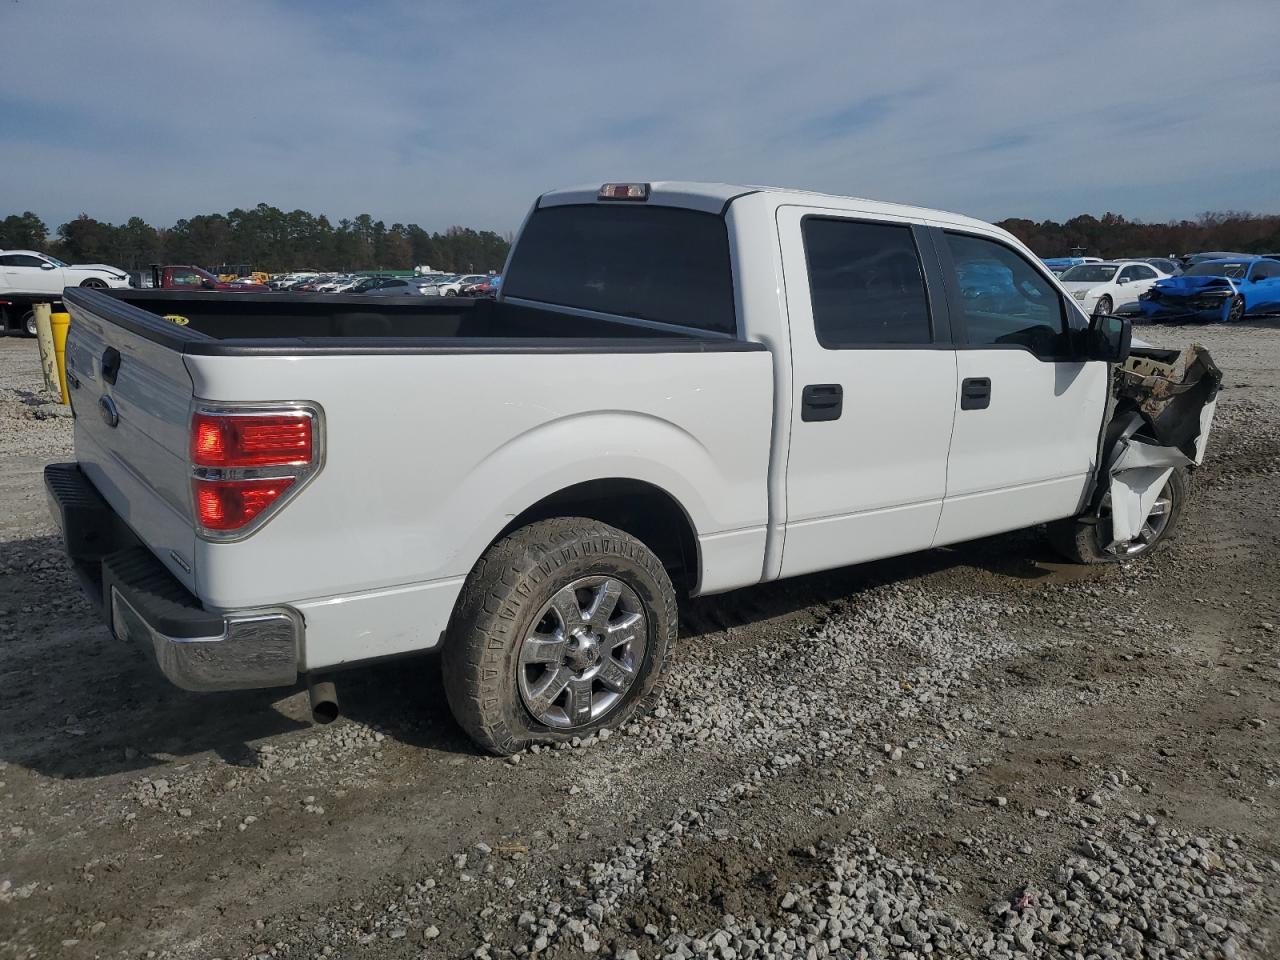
{"left": 1087, "top": 344, "right": 1222, "bottom": 554}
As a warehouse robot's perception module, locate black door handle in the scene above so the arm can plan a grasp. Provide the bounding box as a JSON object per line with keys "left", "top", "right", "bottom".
{"left": 801, "top": 383, "right": 843, "bottom": 422}
{"left": 960, "top": 377, "right": 991, "bottom": 410}
{"left": 101, "top": 347, "right": 121, "bottom": 385}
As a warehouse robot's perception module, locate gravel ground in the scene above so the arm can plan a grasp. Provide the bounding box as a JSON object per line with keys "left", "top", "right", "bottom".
{"left": 1, "top": 322, "right": 1278, "bottom": 960}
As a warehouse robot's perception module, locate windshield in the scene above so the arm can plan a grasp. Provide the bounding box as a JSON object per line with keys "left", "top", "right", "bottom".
{"left": 1186, "top": 262, "right": 1248, "bottom": 278}
{"left": 1060, "top": 265, "right": 1118, "bottom": 283}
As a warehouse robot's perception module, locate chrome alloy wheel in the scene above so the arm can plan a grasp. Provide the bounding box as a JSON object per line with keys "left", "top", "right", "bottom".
{"left": 1103, "top": 485, "right": 1174, "bottom": 557}
{"left": 516, "top": 576, "right": 647, "bottom": 729}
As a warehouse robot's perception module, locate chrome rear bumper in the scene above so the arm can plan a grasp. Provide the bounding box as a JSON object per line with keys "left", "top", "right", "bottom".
{"left": 46, "top": 462, "right": 301, "bottom": 692}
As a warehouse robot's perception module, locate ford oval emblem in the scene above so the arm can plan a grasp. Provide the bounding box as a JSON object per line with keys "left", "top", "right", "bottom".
{"left": 98, "top": 395, "right": 119, "bottom": 428}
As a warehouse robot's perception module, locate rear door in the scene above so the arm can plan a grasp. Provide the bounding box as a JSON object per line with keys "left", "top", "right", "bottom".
{"left": 1118, "top": 263, "right": 1158, "bottom": 307}
{"left": 777, "top": 207, "right": 958, "bottom": 578}
{"left": 932, "top": 229, "right": 1108, "bottom": 546}
{"left": 63, "top": 294, "right": 200, "bottom": 590}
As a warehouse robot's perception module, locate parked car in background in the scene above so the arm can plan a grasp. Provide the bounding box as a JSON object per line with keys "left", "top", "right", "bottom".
{"left": 0, "top": 250, "right": 131, "bottom": 295}
{"left": 360, "top": 277, "right": 441, "bottom": 296}
{"left": 149, "top": 265, "right": 267, "bottom": 291}
{"left": 1041, "top": 256, "right": 1102, "bottom": 276}
{"left": 1142, "top": 257, "right": 1182, "bottom": 276}
{"left": 463, "top": 275, "right": 501, "bottom": 297}
{"left": 1058, "top": 261, "right": 1167, "bottom": 316}
{"left": 344, "top": 276, "right": 392, "bottom": 294}
{"left": 1140, "top": 257, "right": 1280, "bottom": 323}
{"left": 1182, "top": 251, "right": 1253, "bottom": 267}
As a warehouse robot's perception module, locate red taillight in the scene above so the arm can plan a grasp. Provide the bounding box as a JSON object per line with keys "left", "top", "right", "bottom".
{"left": 189, "top": 404, "right": 321, "bottom": 538}
{"left": 193, "top": 477, "right": 295, "bottom": 531}
{"left": 192, "top": 413, "right": 313, "bottom": 467}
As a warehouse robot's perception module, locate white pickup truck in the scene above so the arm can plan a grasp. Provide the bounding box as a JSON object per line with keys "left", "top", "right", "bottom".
{"left": 47, "top": 181, "right": 1220, "bottom": 754}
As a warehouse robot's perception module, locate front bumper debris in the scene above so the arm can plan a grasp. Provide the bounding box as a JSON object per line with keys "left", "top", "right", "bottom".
{"left": 45, "top": 463, "right": 300, "bottom": 691}
{"left": 1101, "top": 345, "right": 1221, "bottom": 545}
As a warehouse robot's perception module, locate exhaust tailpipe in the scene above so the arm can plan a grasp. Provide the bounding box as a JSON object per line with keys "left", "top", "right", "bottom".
{"left": 308, "top": 677, "right": 339, "bottom": 724}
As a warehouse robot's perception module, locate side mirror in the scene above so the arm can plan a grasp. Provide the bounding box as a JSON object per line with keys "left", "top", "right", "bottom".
{"left": 40, "top": 262, "right": 55, "bottom": 270}
{"left": 1115, "top": 276, "right": 1129, "bottom": 285}
{"left": 1084, "top": 312, "right": 1131, "bottom": 363}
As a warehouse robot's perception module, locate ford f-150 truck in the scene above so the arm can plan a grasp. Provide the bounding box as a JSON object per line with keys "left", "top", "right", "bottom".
{"left": 47, "top": 181, "right": 1220, "bottom": 754}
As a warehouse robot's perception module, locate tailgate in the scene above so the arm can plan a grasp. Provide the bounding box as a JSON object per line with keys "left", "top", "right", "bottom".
{"left": 63, "top": 290, "right": 200, "bottom": 591}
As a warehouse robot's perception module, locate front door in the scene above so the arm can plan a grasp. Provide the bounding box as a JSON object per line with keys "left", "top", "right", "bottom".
{"left": 777, "top": 207, "right": 958, "bottom": 579}
{"left": 932, "top": 230, "right": 1109, "bottom": 546}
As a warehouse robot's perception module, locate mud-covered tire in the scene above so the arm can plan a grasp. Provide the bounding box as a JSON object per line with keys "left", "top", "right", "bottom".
{"left": 442, "top": 517, "right": 677, "bottom": 755}
{"left": 1048, "top": 468, "right": 1188, "bottom": 564}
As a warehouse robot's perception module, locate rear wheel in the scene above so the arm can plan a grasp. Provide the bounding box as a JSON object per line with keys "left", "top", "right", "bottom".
{"left": 442, "top": 517, "right": 676, "bottom": 754}
{"left": 23, "top": 310, "right": 38, "bottom": 337}
{"left": 80, "top": 278, "right": 108, "bottom": 289}
{"left": 1048, "top": 468, "right": 1187, "bottom": 564}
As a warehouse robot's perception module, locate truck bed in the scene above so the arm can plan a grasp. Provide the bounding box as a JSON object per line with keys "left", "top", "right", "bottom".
{"left": 66, "top": 288, "right": 748, "bottom": 353}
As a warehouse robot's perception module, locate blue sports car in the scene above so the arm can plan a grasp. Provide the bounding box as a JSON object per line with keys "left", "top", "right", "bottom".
{"left": 1139, "top": 256, "right": 1280, "bottom": 323}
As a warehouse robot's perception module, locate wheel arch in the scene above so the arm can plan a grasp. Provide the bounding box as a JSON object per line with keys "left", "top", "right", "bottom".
{"left": 490, "top": 478, "right": 701, "bottom": 594}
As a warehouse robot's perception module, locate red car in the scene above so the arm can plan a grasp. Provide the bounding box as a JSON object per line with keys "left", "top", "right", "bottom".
{"left": 148, "top": 265, "right": 267, "bottom": 291}
{"left": 462, "top": 275, "right": 501, "bottom": 297}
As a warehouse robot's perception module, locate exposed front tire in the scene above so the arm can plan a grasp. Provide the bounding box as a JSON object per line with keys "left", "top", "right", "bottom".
{"left": 1048, "top": 468, "right": 1188, "bottom": 564}
{"left": 1227, "top": 295, "right": 1245, "bottom": 323}
{"left": 80, "top": 278, "right": 108, "bottom": 289}
{"left": 442, "top": 517, "right": 677, "bottom": 755}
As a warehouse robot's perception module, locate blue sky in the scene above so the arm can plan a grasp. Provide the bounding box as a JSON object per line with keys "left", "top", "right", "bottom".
{"left": 2, "top": 1, "right": 1279, "bottom": 234}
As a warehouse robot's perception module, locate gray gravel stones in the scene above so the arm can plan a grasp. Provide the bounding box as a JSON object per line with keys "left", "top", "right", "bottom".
{"left": 647, "top": 825, "right": 1266, "bottom": 960}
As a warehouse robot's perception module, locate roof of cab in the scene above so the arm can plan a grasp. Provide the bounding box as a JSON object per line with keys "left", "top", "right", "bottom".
{"left": 536, "top": 180, "right": 1002, "bottom": 235}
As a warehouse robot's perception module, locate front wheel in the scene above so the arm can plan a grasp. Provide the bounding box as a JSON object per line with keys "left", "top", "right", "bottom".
{"left": 80, "top": 277, "right": 108, "bottom": 289}
{"left": 1048, "top": 468, "right": 1188, "bottom": 564}
{"left": 1092, "top": 295, "right": 1113, "bottom": 317}
{"left": 23, "top": 310, "right": 38, "bottom": 337}
{"left": 442, "top": 518, "right": 676, "bottom": 754}
{"left": 1227, "top": 295, "right": 1245, "bottom": 323}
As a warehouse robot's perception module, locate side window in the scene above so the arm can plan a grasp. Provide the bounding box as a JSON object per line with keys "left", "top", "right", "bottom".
{"left": 801, "top": 218, "right": 931, "bottom": 347}
{"left": 1133, "top": 265, "right": 1157, "bottom": 280}
{"left": 1118, "top": 266, "right": 1139, "bottom": 282}
{"left": 944, "top": 232, "right": 1069, "bottom": 356}
{"left": 4, "top": 254, "right": 47, "bottom": 268}
{"left": 1252, "top": 261, "right": 1278, "bottom": 280}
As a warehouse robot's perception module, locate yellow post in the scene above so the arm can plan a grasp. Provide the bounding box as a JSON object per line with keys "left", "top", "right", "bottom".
{"left": 50, "top": 311, "right": 72, "bottom": 404}
{"left": 33, "top": 303, "right": 61, "bottom": 396}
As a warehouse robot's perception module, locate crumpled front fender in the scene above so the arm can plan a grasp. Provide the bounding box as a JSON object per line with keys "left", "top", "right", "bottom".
{"left": 1100, "top": 345, "right": 1221, "bottom": 546}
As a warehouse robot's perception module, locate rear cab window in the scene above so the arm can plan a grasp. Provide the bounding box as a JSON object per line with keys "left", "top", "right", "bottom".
{"left": 502, "top": 204, "right": 736, "bottom": 334}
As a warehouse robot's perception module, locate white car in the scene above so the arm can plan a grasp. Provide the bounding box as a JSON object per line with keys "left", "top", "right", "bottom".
{"left": 1058, "top": 260, "right": 1168, "bottom": 316}
{"left": 0, "top": 249, "right": 131, "bottom": 297}
{"left": 48, "top": 181, "right": 1218, "bottom": 756}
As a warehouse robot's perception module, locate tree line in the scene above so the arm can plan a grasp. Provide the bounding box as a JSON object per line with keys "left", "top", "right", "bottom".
{"left": 996, "top": 211, "right": 1280, "bottom": 259}
{"left": 0, "top": 206, "right": 512, "bottom": 274}
{"left": 5, "top": 206, "right": 1280, "bottom": 274}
